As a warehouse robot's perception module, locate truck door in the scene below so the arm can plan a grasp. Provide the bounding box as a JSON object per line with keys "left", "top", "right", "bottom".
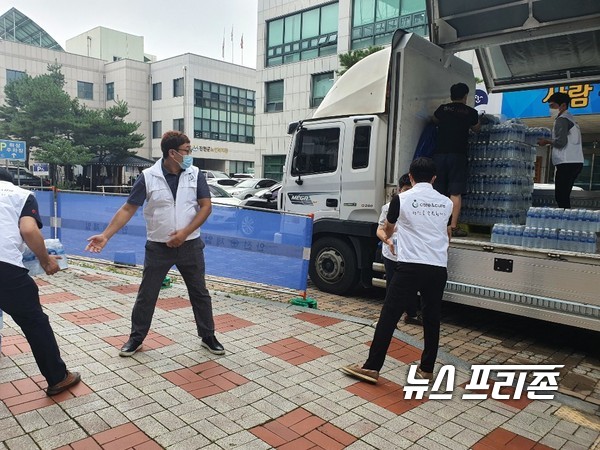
{"left": 339, "top": 120, "right": 381, "bottom": 223}
{"left": 282, "top": 123, "right": 344, "bottom": 219}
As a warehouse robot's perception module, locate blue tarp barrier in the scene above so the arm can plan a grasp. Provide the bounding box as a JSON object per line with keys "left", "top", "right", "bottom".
{"left": 54, "top": 192, "right": 312, "bottom": 292}
{"left": 33, "top": 190, "right": 55, "bottom": 239}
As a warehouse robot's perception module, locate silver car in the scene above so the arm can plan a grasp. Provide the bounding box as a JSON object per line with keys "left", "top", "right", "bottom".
{"left": 228, "top": 178, "right": 278, "bottom": 199}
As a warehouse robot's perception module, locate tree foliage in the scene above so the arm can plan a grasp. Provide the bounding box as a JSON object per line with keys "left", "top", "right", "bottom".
{"left": 0, "top": 64, "right": 143, "bottom": 184}
{"left": 337, "top": 46, "right": 384, "bottom": 76}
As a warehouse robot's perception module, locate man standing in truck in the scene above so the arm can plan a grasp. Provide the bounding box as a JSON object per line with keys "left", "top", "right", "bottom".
{"left": 341, "top": 157, "right": 453, "bottom": 383}
{"left": 432, "top": 82, "right": 480, "bottom": 237}
{"left": 537, "top": 91, "right": 584, "bottom": 209}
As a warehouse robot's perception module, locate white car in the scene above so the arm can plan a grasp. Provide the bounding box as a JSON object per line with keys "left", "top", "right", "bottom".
{"left": 208, "top": 184, "right": 241, "bottom": 206}
{"left": 228, "top": 178, "right": 279, "bottom": 199}
{"left": 202, "top": 169, "right": 231, "bottom": 179}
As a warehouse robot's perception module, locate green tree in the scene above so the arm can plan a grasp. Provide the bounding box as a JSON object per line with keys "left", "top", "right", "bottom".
{"left": 34, "top": 138, "right": 94, "bottom": 184}
{"left": 337, "top": 46, "right": 384, "bottom": 76}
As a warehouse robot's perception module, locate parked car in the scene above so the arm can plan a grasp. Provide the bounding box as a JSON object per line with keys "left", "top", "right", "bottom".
{"left": 228, "top": 178, "right": 278, "bottom": 199}
{"left": 7, "top": 167, "right": 50, "bottom": 187}
{"left": 206, "top": 178, "right": 241, "bottom": 190}
{"left": 232, "top": 173, "right": 254, "bottom": 180}
{"left": 239, "top": 183, "right": 281, "bottom": 210}
{"left": 201, "top": 169, "right": 231, "bottom": 179}
{"left": 208, "top": 184, "right": 242, "bottom": 206}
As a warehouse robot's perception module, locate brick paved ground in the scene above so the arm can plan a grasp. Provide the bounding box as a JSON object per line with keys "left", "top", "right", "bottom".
{"left": 0, "top": 264, "right": 598, "bottom": 449}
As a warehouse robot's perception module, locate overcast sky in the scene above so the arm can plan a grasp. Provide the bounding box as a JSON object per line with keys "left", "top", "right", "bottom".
{"left": 8, "top": 0, "right": 259, "bottom": 67}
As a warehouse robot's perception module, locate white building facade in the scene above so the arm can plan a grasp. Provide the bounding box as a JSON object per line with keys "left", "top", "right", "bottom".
{"left": 255, "top": 0, "right": 429, "bottom": 180}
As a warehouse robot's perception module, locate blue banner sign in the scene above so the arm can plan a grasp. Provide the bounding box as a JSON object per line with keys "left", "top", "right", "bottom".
{"left": 502, "top": 83, "right": 600, "bottom": 119}
{"left": 0, "top": 139, "right": 26, "bottom": 161}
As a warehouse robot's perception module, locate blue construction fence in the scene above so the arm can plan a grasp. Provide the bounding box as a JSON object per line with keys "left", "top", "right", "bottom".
{"left": 33, "top": 190, "right": 313, "bottom": 292}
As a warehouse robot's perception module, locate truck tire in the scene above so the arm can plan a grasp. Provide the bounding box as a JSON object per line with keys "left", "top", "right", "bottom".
{"left": 309, "top": 237, "right": 358, "bottom": 295}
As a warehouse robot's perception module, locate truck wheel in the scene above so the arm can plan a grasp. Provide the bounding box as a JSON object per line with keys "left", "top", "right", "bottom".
{"left": 309, "top": 237, "right": 358, "bottom": 295}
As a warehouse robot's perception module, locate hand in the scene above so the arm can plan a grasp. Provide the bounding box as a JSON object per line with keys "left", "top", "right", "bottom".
{"left": 41, "top": 256, "right": 60, "bottom": 275}
{"left": 166, "top": 230, "right": 187, "bottom": 248}
{"left": 387, "top": 238, "right": 396, "bottom": 256}
{"left": 86, "top": 234, "right": 108, "bottom": 253}
{"left": 537, "top": 138, "right": 552, "bottom": 146}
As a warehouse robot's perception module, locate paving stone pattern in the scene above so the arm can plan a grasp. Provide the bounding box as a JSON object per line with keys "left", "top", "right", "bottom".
{"left": 0, "top": 265, "right": 598, "bottom": 449}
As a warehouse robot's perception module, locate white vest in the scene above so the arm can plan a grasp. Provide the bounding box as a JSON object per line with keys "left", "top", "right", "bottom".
{"left": 0, "top": 181, "right": 31, "bottom": 268}
{"left": 142, "top": 160, "right": 201, "bottom": 243}
{"left": 396, "top": 183, "right": 453, "bottom": 267}
{"left": 552, "top": 110, "right": 583, "bottom": 165}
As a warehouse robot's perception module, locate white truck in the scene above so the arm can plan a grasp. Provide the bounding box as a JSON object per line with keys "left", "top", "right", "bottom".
{"left": 280, "top": 30, "right": 600, "bottom": 331}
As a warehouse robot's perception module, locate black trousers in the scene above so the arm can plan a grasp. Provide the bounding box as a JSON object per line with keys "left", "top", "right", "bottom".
{"left": 130, "top": 238, "right": 215, "bottom": 343}
{"left": 0, "top": 262, "right": 67, "bottom": 386}
{"left": 365, "top": 262, "right": 447, "bottom": 373}
{"left": 383, "top": 257, "right": 419, "bottom": 318}
{"left": 555, "top": 163, "right": 583, "bottom": 209}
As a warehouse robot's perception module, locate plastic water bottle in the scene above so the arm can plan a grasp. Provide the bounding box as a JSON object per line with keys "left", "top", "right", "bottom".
{"left": 557, "top": 229, "right": 567, "bottom": 251}
{"left": 46, "top": 239, "right": 68, "bottom": 270}
{"left": 565, "top": 230, "right": 574, "bottom": 252}
{"left": 583, "top": 231, "right": 595, "bottom": 253}
{"left": 572, "top": 231, "right": 582, "bottom": 252}
{"left": 582, "top": 210, "right": 594, "bottom": 232}
{"left": 592, "top": 211, "right": 600, "bottom": 233}
{"left": 491, "top": 224, "right": 500, "bottom": 244}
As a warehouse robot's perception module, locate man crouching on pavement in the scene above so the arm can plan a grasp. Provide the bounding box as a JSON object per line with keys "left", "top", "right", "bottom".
{"left": 86, "top": 131, "right": 225, "bottom": 357}
{"left": 341, "top": 157, "right": 452, "bottom": 383}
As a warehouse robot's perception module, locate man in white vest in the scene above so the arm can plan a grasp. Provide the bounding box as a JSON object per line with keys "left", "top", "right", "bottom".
{"left": 0, "top": 168, "right": 81, "bottom": 396}
{"left": 341, "top": 157, "right": 452, "bottom": 383}
{"left": 538, "top": 91, "right": 584, "bottom": 209}
{"left": 86, "top": 131, "right": 224, "bottom": 357}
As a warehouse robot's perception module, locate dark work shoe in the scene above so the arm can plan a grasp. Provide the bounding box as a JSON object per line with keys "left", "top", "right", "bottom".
{"left": 415, "top": 367, "right": 434, "bottom": 381}
{"left": 340, "top": 364, "right": 379, "bottom": 384}
{"left": 119, "top": 339, "right": 143, "bottom": 357}
{"left": 404, "top": 315, "right": 423, "bottom": 326}
{"left": 451, "top": 227, "right": 468, "bottom": 237}
{"left": 201, "top": 335, "right": 225, "bottom": 355}
{"left": 46, "top": 370, "right": 81, "bottom": 396}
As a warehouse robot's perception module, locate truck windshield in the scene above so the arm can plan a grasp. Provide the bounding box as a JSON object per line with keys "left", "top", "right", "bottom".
{"left": 291, "top": 127, "right": 340, "bottom": 176}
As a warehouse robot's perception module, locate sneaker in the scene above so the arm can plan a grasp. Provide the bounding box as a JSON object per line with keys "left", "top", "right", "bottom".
{"left": 404, "top": 315, "right": 423, "bottom": 326}
{"left": 451, "top": 227, "right": 468, "bottom": 237}
{"left": 119, "top": 339, "right": 143, "bottom": 357}
{"left": 46, "top": 370, "right": 81, "bottom": 396}
{"left": 415, "top": 367, "right": 434, "bottom": 381}
{"left": 201, "top": 335, "right": 225, "bottom": 355}
{"left": 340, "top": 364, "right": 379, "bottom": 383}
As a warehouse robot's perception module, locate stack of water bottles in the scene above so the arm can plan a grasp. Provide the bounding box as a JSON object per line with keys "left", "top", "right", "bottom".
{"left": 518, "top": 207, "right": 600, "bottom": 253}
{"left": 462, "top": 120, "right": 547, "bottom": 226}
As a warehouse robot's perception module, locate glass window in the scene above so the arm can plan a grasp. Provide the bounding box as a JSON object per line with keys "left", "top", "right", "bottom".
{"left": 264, "top": 155, "right": 286, "bottom": 181}
{"left": 353, "top": 0, "right": 375, "bottom": 26}
{"left": 6, "top": 69, "right": 26, "bottom": 83}
{"left": 173, "top": 78, "right": 184, "bottom": 97}
{"left": 284, "top": 14, "right": 301, "bottom": 43}
{"left": 268, "top": 18, "right": 284, "bottom": 47}
{"left": 311, "top": 72, "right": 335, "bottom": 108}
{"left": 152, "top": 121, "right": 162, "bottom": 139}
{"left": 401, "top": 0, "right": 423, "bottom": 15}
{"left": 291, "top": 128, "right": 340, "bottom": 175}
{"left": 352, "top": 126, "right": 371, "bottom": 169}
{"left": 376, "top": 0, "right": 399, "bottom": 21}
{"left": 77, "top": 81, "right": 93, "bottom": 100}
{"left": 173, "top": 118, "right": 184, "bottom": 132}
{"left": 152, "top": 82, "right": 162, "bottom": 100}
{"left": 320, "top": 3, "right": 339, "bottom": 34}
{"left": 265, "top": 80, "right": 284, "bottom": 112}
{"left": 106, "top": 82, "right": 114, "bottom": 101}
{"left": 302, "top": 8, "right": 320, "bottom": 38}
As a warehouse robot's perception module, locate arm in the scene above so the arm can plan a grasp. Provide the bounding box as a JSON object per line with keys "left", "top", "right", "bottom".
{"left": 19, "top": 216, "right": 60, "bottom": 275}
{"left": 538, "top": 117, "right": 570, "bottom": 148}
{"left": 86, "top": 202, "right": 139, "bottom": 252}
{"left": 166, "top": 197, "right": 212, "bottom": 248}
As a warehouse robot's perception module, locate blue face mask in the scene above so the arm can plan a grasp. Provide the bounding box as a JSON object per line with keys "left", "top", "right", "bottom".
{"left": 179, "top": 154, "right": 193, "bottom": 170}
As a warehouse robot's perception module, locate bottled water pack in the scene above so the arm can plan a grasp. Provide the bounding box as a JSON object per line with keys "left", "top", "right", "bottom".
{"left": 22, "top": 239, "right": 68, "bottom": 276}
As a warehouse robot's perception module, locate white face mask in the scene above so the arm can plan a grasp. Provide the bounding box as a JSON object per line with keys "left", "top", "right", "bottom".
{"left": 550, "top": 108, "right": 560, "bottom": 119}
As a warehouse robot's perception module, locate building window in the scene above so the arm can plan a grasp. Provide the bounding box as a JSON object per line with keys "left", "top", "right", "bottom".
{"left": 265, "top": 80, "right": 284, "bottom": 112}
{"left": 153, "top": 82, "right": 162, "bottom": 100}
{"left": 152, "top": 121, "right": 162, "bottom": 139}
{"left": 173, "top": 78, "right": 184, "bottom": 97}
{"left": 6, "top": 69, "right": 26, "bottom": 83}
{"left": 266, "top": 2, "right": 339, "bottom": 67}
{"left": 352, "top": 126, "right": 371, "bottom": 169}
{"left": 77, "top": 81, "right": 93, "bottom": 100}
{"left": 264, "top": 155, "right": 286, "bottom": 181}
{"left": 173, "top": 118, "right": 184, "bottom": 132}
{"left": 291, "top": 127, "right": 340, "bottom": 175}
{"left": 106, "top": 82, "right": 114, "bottom": 101}
{"left": 229, "top": 160, "right": 255, "bottom": 176}
{"left": 351, "top": 0, "right": 428, "bottom": 49}
{"left": 311, "top": 72, "right": 334, "bottom": 108}
{"left": 193, "top": 79, "right": 255, "bottom": 144}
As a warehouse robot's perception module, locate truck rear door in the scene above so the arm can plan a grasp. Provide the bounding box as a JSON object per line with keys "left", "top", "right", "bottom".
{"left": 281, "top": 122, "right": 344, "bottom": 219}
